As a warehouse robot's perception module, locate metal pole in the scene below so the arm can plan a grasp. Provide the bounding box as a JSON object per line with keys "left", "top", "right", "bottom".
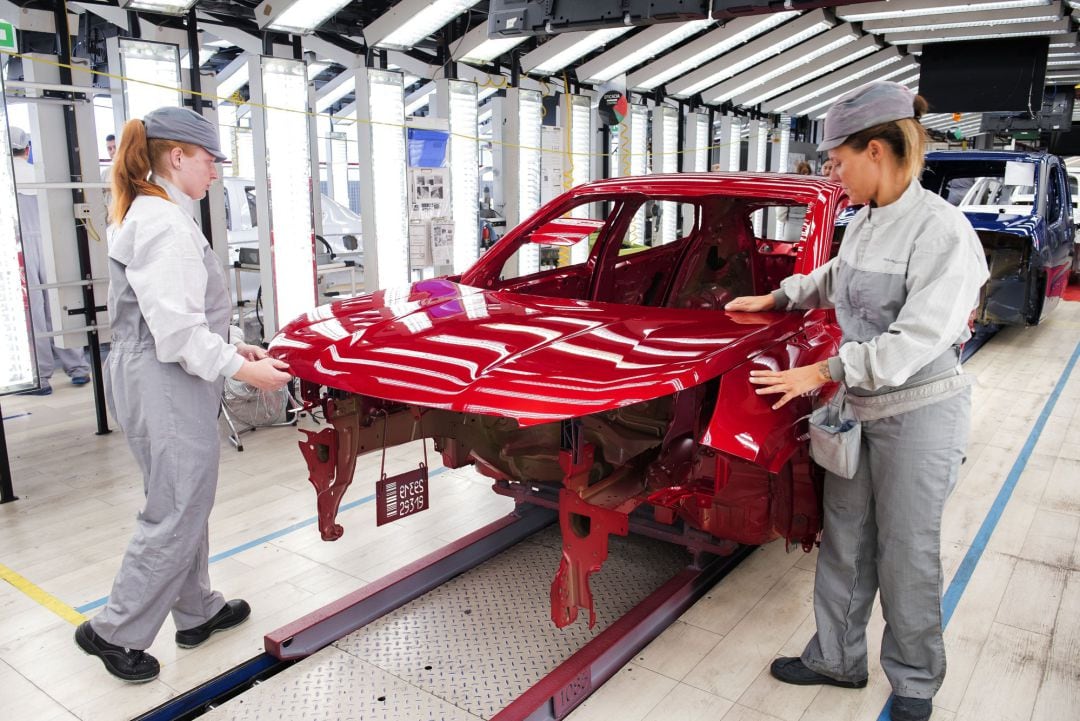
{"left": 54, "top": 2, "right": 110, "bottom": 436}
{"left": 186, "top": 9, "right": 215, "bottom": 247}
{"left": 0, "top": 401, "right": 14, "bottom": 503}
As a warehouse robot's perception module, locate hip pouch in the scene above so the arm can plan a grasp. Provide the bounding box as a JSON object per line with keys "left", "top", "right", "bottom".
{"left": 808, "top": 387, "right": 861, "bottom": 479}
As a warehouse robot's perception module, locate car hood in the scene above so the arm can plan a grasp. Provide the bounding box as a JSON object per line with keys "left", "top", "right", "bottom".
{"left": 269, "top": 279, "right": 806, "bottom": 426}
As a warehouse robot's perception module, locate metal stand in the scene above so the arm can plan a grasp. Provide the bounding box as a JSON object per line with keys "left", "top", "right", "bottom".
{"left": 53, "top": 3, "right": 110, "bottom": 436}
{"left": 0, "top": 401, "right": 16, "bottom": 503}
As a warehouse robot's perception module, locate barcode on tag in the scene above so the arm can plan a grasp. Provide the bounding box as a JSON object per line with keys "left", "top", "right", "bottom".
{"left": 385, "top": 480, "right": 398, "bottom": 517}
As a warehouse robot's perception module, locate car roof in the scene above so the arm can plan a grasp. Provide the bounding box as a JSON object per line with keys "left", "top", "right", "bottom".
{"left": 925, "top": 150, "right": 1052, "bottom": 164}
{"left": 566, "top": 172, "right": 842, "bottom": 204}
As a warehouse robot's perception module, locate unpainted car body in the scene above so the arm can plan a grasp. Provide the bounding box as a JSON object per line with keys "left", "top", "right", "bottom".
{"left": 921, "top": 151, "right": 1074, "bottom": 325}
{"left": 269, "top": 173, "right": 848, "bottom": 627}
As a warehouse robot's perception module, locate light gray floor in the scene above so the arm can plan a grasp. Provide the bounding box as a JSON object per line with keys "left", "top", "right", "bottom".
{"left": 1, "top": 300, "right": 1078, "bottom": 721}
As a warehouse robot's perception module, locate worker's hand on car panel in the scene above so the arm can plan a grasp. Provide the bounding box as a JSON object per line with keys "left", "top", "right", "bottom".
{"left": 749, "top": 364, "right": 829, "bottom": 410}
{"left": 235, "top": 343, "right": 269, "bottom": 362}
{"left": 234, "top": 357, "right": 292, "bottom": 392}
{"left": 724, "top": 294, "right": 776, "bottom": 312}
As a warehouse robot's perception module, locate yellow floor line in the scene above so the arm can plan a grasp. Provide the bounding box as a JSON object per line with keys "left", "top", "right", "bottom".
{"left": 0, "top": 562, "right": 86, "bottom": 626}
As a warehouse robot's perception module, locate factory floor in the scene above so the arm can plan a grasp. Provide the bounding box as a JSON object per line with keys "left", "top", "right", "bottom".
{"left": 1, "top": 298, "right": 1078, "bottom": 721}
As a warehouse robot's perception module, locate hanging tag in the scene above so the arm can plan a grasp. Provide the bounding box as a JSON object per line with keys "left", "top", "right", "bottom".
{"left": 376, "top": 464, "right": 430, "bottom": 526}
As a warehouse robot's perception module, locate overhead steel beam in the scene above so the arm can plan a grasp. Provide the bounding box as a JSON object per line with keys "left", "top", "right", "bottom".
{"left": 883, "top": 17, "right": 1071, "bottom": 43}
{"left": 861, "top": 3, "right": 1062, "bottom": 34}
{"left": 786, "top": 58, "right": 920, "bottom": 117}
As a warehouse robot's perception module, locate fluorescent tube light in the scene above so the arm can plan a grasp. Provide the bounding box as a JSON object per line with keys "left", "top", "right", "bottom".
{"left": 861, "top": 4, "right": 1060, "bottom": 33}
{"left": 884, "top": 18, "right": 1070, "bottom": 43}
{"left": 705, "top": 27, "right": 860, "bottom": 105}
{"left": 764, "top": 49, "right": 903, "bottom": 113}
{"left": 454, "top": 23, "right": 528, "bottom": 64}
{"left": 839, "top": 0, "right": 1052, "bottom": 22}
{"left": 578, "top": 19, "right": 715, "bottom": 84}
{"left": 255, "top": 0, "right": 352, "bottom": 34}
{"left": 668, "top": 11, "right": 833, "bottom": 99}
{"left": 523, "top": 28, "right": 634, "bottom": 76}
{"left": 733, "top": 34, "right": 879, "bottom": 108}
{"left": 367, "top": 0, "right": 482, "bottom": 50}
{"left": 120, "top": 0, "right": 198, "bottom": 14}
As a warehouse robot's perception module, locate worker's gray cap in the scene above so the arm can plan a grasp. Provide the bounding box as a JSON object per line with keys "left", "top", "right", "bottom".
{"left": 143, "top": 106, "right": 226, "bottom": 162}
{"left": 9, "top": 126, "right": 29, "bottom": 151}
{"left": 818, "top": 81, "right": 916, "bottom": 152}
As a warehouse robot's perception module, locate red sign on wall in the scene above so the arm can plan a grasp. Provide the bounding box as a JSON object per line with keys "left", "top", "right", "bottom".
{"left": 376, "top": 464, "right": 430, "bottom": 526}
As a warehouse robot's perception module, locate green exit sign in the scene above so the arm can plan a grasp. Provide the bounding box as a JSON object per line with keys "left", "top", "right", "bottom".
{"left": 0, "top": 20, "right": 15, "bottom": 52}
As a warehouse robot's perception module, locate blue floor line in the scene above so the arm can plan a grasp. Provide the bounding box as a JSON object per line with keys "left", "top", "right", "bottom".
{"left": 877, "top": 338, "right": 1080, "bottom": 720}
{"left": 2, "top": 412, "right": 30, "bottom": 422}
{"left": 75, "top": 465, "right": 450, "bottom": 615}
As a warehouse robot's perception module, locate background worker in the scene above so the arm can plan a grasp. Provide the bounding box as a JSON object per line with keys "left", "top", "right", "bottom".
{"left": 74, "top": 107, "right": 291, "bottom": 682}
{"left": 724, "top": 82, "right": 989, "bottom": 721}
{"left": 12, "top": 127, "right": 91, "bottom": 394}
{"left": 778, "top": 160, "right": 813, "bottom": 241}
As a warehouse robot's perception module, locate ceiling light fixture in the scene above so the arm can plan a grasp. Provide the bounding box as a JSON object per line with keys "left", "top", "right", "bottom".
{"left": 668, "top": 11, "right": 833, "bottom": 98}
{"left": 367, "top": 0, "right": 482, "bottom": 50}
{"left": 704, "top": 26, "right": 860, "bottom": 104}
{"left": 120, "top": 0, "right": 198, "bottom": 14}
{"left": 255, "top": 0, "right": 352, "bottom": 35}
{"left": 523, "top": 27, "right": 634, "bottom": 75}
{"left": 627, "top": 12, "right": 797, "bottom": 91}
{"left": 578, "top": 19, "right": 715, "bottom": 84}
{"left": 839, "top": 0, "right": 1052, "bottom": 22}
{"left": 735, "top": 35, "right": 879, "bottom": 108}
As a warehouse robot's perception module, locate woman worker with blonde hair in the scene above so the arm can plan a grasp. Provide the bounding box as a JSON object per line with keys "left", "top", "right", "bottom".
{"left": 75, "top": 107, "right": 291, "bottom": 682}
{"left": 726, "top": 82, "right": 989, "bottom": 721}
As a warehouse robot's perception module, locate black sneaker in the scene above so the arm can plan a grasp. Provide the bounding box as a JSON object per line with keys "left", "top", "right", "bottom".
{"left": 770, "top": 657, "right": 867, "bottom": 688}
{"left": 891, "top": 696, "right": 932, "bottom": 721}
{"left": 175, "top": 599, "right": 251, "bottom": 648}
{"left": 75, "top": 621, "right": 160, "bottom": 682}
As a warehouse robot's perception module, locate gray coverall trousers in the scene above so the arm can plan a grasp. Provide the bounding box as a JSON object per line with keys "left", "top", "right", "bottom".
{"left": 90, "top": 242, "right": 230, "bottom": 650}
{"left": 801, "top": 386, "right": 971, "bottom": 698}
{"left": 18, "top": 192, "right": 91, "bottom": 383}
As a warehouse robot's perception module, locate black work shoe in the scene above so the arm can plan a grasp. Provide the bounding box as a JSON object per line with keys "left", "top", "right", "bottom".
{"left": 175, "top": 599, "right": 251, "bottom": 648}
{"left": 75, "top": 621, "right": 160, "bottom": 682}
{"left": 770, "top": 657, "right": 868, "bottom": 688}
{"left": 890, "top": 696, "right": 932, "bottom": 721}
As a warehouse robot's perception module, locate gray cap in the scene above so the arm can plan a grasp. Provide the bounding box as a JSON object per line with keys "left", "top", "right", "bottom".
{"left": 818, "top": 81, "right": 916, "bottom": 152}
{"left": 9, "top": 126, "right": 29, "bottom": 151}
{"left": 143, "top": 106, "right": 226, "bottom": 162}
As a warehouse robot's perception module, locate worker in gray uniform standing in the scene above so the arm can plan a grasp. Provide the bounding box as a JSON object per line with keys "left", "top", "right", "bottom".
{"left": 724, "top": 82, "right": 989, "bottom": 721}
{"left": 12, "top": 127, "right": 92, "bottom": 393}
{"left": 75, "top": 107, "right": 291, "bottom": 682}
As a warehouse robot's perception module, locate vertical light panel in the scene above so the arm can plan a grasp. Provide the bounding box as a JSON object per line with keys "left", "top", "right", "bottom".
{"left": 728, "top": 116, "right": 742, "bottom": 172}
{"left": 627, "top": 103, "right": 648, "bottom": 246}
{"left": 116, "top": 39, "right": 182, "bottom": 123}
{"left": 683, "top": 111, "right": 709, "bottom": 173}
{"left": 357, "top": 67, "right": 410, "bottom": 290}
{"left": 445, "top": 79, "right": 480, "bottom": 274}
{"left": 778, "top": 114, "right": 791, "bottom": 173}
{"left": 505, "top": 88, "right": 543, "bottom": 276}
{"left": 568, "top": 94, "right": 592, "bottom": 264}
{"left": 748, "top": 119, "right": 768, "bottom": 235}
{"left": 327, "top": 130, "right": 349, "bottom": 208}
{"left": 0, "top": 77, "right": 37, "bottom": 395}
{"left": 252, "top": 56, "right": 316, "bottom": 332}
{"left": 651, "top": 106, "right": 679, "bottom": 245}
